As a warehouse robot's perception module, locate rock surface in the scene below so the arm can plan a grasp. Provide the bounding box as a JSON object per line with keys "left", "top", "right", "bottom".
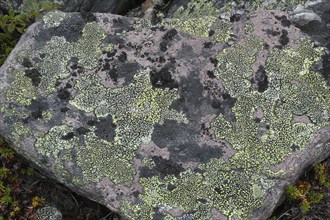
{"left": 0, "top": 1, "right": 330, "bottom": 220}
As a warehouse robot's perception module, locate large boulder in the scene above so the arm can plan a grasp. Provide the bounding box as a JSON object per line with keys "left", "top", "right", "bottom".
{"left": 1, "top": 1, "right": 330, "bottom": 219}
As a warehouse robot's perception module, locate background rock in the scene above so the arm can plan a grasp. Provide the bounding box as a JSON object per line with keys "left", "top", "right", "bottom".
{"left": 0, "top": 1, "right": 330, "bottom": 220}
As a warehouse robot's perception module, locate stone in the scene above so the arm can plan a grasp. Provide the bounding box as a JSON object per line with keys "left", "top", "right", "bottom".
{"left": 36, "top": 206, "right": 62, "bottom": 220}
{"left": 0, "top": 0, "right": 142, "bottom": 14}
{"left": 0, "top": 1, "right": 330, "bottom": 220}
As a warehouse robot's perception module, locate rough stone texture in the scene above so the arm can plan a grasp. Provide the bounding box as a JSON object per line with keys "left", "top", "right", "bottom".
{"left": 36, "top": 206, "right": 62, "bottom": 220}
{"left": 0, "top": 1, "right": 330, "bottom": 220}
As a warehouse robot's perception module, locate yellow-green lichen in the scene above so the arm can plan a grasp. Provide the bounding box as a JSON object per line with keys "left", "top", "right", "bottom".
{"left": 70, "top": 68, "right": 187, "bottom": 185}
{"left": 215, "top": 35, "right": 264, "bottom": 97}
{"left": 42, "top": 10, "right": 72, "bottom": 28}
{"left": 10, "top": 122, "right": 34, "bottom": 146}
{"left": 121, "top": 158, "right": 275, "bottom": 219}
{"left": 19, "top": 20, "right": 107, "bottom": 95}
{"left": 211, "top": 36, "right": 329, "bottom": 169}
{"left": 35, "top": 125, "right": 79, "bottom": 158}
{"left": 3, "top": 70, "right": 36, "bottom": 106}
{"left": 141, "top": 157, "right": 156, "bottom": 169}
{"left": 75, "top": 22, "right": 106, "bottom": 69}
{"left": 75, "top": 131, "right": 135, "bottom": 185}
{"left": 133, "top": 0, "right": 232, "bottom": 42}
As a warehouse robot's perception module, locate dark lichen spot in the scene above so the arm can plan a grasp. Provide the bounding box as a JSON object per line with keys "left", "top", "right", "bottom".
{"left": 61, "top": 132, "right": 74, "bottom": 140}
{"left": 60, "top": 107, "right": 70, "bottom": 112}
{"left": 230, "top": 14, "right": 241, "bottom": 22}
{"left": 22, "top": 58, "right": 33, "bottom": 68}
{"left": 254, "top": 117, "right": 261, "bottom": 123}
{"left": 27, "top": 98, "right": 48, "bottom": 120}
{"left": 57, "top": 88, "right": 71, "bottom": 100}
{"left": 291, "top": 144, "right": 300, "bottom": 152}
{"left": 152, "top": 156, "right": 184, "bottom": 179}
{"left": 159, "top": 56, "right": 166, "bottom": 63}
{"left": 320, "top": 53, "right": 330, "bottom": 86}
{"left": 25, "top": 69, "right": 41, "bottom": 87}
{"left": 252, "top": 65, "right": 269, "bottom": 93}
{"left": 208, "top": 30, "right": 215, "bottom": 37}
{"left": 207, "top": 70, "right": 216, "bottom": 78}
{"left": 80, "top": 12, "right": 97, "bottom": 22}
{"left": 76, "top": 127, "right": 90, "bottom": 135}
{"left": 204, "top": 42, "right": 213, "bottom": 48}
{"left": 150, "top": 67, "right": 178, "bottom": 89}
{"left": 167, "top": 184, "right": 177, "bottom": 191}
{"left": 65, "top": 83, "right": 72, "bottom": 89}
{"left": 94, "top": 115, "right": 116, "bottom": 142}
{"left": 211, "top": 99, "right": 221, "bottom": 109}
{"left": 103, "top": 62, "right": 110, "bottom": 71}
{"left": 107, "top": 66, "right": 118, "bottom": 83}
{"left": 281, "top": 19, "right": 291, "bottom": 27}
{"left": 160, "top": 41, "right": 168, "bottom": 52}
{"left": 264, "top": 43, "right": 270, "bottom": 50}
{"left": 118, "top": 51, "right": 127, "bottom": 62}
{"left": 162, "top": 29, "right": 178, "bottom": 41}
{"left": 31, "top": 109, "right": 43, "bottom": 119}
{"left": 87, "top": 120, "right": 97, "bottom": 126}
{"left": 210, "top": 57, "right": 218, "bottom": 67}
{"left": 275, "top": 15, "right": 291, "bottom": 27}
{"left": 279, "top": 29, "right": 289, "bottom": 46}
{"left": 214, "top": 187, "right": 221, "bottom": 194}
{"left": 266, "top": 29, "right": 281, "bottom": 37}
{"left": 132, "top": 191, "right": 140, "bottom": 197}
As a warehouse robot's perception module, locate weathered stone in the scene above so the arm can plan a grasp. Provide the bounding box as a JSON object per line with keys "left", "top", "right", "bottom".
{"left": 0, "top": 1, "right": 330, "bottom": 220}
{"left": 36, "top": 206, "right": 62, "bottom": 220}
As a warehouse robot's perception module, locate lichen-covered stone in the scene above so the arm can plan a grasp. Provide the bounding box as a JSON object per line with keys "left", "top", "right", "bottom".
{"left": 0, "top": 2, "right": 329, "bottom": 220}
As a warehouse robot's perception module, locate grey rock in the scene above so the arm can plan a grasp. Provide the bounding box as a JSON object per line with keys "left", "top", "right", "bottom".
{"left": 36, "top": 206, "right": 62, "bottom": 220}
{"left": 60, "top": 0, "right": 140, "bottom": 14}
{"left": 0, "top": 1, "right": 330, "bottom": 220}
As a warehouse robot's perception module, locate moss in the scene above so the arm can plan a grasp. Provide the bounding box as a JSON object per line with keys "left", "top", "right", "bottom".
{"left": 19, "top": 0, "right": 53, "bottom": 12}
{"left": 0, "top": 33, "right": 16, "bottom": 65}
{"left": 3, "top": 69, "right": 37, "bottom": 106}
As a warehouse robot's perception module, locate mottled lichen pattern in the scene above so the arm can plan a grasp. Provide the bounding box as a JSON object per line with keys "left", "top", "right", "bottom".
{"left": 35, "top": 125, "right": 79, "bottom": 158}
{"left": 71, "top": 68, "right": 187, "bottom": 185}
{"left": 19, "top": 19, "right": 106, "bottom": 95}
{"left": 134, "top": 0, "right": 232, "bottom": 42}
{"left": 42, "top": 10, "right": 72, "bottom": 28}
{"left": 211, "top": 36, "right": 329, "bottom": 169}
{"left": 76, "top": 131, "right": 136, "bottom": 185}
{"left": 121, "top": 158, "right": 275, "bottom": 219}
{"left": 215, "top": 36, "right": 264, "bottom": 97}
{"left": 75, "top": 23, "right": 106, "bottom": 69}
{"left": 3, "top": 69, "right": 36, "bottom": 106}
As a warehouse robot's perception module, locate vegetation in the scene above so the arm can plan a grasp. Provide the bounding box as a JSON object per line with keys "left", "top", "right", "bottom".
{"left": 270, "top": 158, "right": 330, "bottom": 220}
{"left": 0, "top": 3, "right": 58, "bottom": 65}
{"left": 0, "top": 138, "right": 45, "bottom": 219}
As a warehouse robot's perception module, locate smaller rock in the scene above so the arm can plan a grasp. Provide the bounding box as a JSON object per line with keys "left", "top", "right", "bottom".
{"left": 36, "top": 206, "right": 62, "bottom": 220}
{"left": 289, "top": 10, "right": 321, "bottom": 26}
